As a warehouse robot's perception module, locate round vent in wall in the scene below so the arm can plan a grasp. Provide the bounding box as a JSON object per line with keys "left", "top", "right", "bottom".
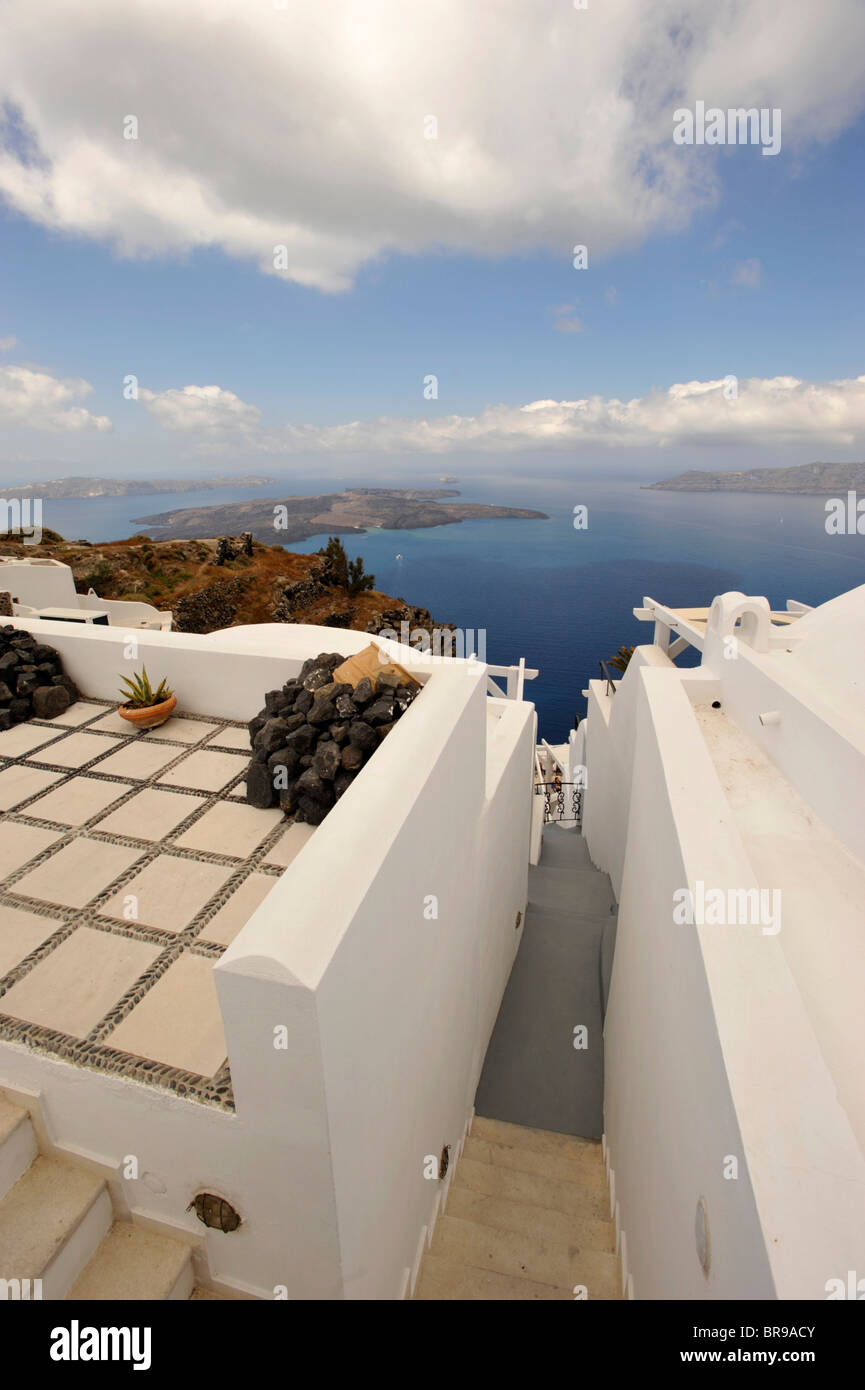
{"left": 188, "top": 1192, "right": 242, "bottom": 1232}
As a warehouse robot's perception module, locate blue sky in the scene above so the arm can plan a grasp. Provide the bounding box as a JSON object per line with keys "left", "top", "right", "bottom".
{"left": 0, "top": 0, "right": 863, "bottom": 482}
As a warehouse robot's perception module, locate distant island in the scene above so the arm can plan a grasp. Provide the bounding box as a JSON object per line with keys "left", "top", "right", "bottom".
{"left": 1, "top": 475, "right": 276, "bottom": 500}
{"left": 134, "top": 487, "right": 549, "bottom": 543}
{"left": 645, "top": 462, "right": 865, "bottom": 494}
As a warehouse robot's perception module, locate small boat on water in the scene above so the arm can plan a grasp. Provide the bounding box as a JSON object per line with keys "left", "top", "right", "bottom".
{"left": 395, "top": 553, "right": 403, "bottom": 560}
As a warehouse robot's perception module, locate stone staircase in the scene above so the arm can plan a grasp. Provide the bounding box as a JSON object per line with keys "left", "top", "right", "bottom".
{"left": 0, "top": 1092, "right": 222, "bottom": 1300}
{"left": 414, "top": 1115, "right": 621, "bottom": 1300}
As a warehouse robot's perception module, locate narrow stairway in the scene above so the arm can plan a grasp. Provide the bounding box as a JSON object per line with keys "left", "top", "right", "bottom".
{"left": 414, "top": 1115, "right": 620, "bottom": 1299}
{"left": 0, "top": 1092, "right": 225, "bottom": 1300}
{"left": 475, "top": 825, "right": 616, "bottom": 1139}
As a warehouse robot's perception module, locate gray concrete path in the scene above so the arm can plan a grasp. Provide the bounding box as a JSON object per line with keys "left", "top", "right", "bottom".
{"left": 474, "top": 827, "right": 616, "bottom": 1141}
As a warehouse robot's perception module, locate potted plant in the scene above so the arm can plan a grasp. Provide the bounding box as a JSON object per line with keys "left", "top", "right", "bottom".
{"left": 118, "top": 667, "right": 177, "bottom": 730}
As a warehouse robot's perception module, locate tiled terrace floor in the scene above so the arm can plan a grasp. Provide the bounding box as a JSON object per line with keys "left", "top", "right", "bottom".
{"left": 0, "top": 701, "right": 315, "bottom": 1108}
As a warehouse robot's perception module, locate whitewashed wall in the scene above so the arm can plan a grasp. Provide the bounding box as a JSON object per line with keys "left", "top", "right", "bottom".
{"left": 219, "top": 667, "right": 534, "bottom": 1298}
{"left": 603, "top": 674, "right": 775, "bottom": 1299}
{"left": 582, "top": 646, "right": 672, "bottom": 894}
{"left": 598, "top": 662, "right": 865, "bottom": 1299}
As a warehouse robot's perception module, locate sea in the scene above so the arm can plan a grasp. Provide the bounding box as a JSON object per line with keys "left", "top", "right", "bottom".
{"left": 36, "top": 473, "right": 865, "bottom": 740}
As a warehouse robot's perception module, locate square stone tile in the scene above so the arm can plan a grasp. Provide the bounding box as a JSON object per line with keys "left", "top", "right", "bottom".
{"left": 94, "top": 740, "right": 181, "bottom": 781}
{"left": 0, "top": 765, "right": 63, "bottom": 811}
{"left": 157, "top": 749, "right": 247, "bottom": 793}
{"left": 98, "top": 788, "right": 206, "bottom": 840}
{"left": 99, "top": 855, "right": 234, "bottom": 933}
{"left": 263, "top": 821, "right": 317, "bottom": 869}
{"left": 0, "top": 823, "right": 62, "bottom": 881}
{"left": 205, "top": 725, "right": 251, "bottom": 752}
{"left": 0, "top": 927, "right": 159, "bottom": 1037}
{"left": 28, "top": 731, "right": 122, "bottom": 770}
{"left": 0, "top": 724, "right": 65, "bottom": 757}
{"left": 173, "top": 801, "right": 283, "bottom": 858}
{"left": 0, "top": 904, "right": 64, "bottom": 977}
{"left": 145, "top": 717, "right": 218, "bottom": 745}
{"left": 105, "top": 952, "right": 227, "bottom": 1075}
{"left": 87, "top": 710, "right": 140, "bottom": 735}
{"left": 25, "top": 775, "right": 134, "bottom": 827}
{"left": 38, "top": 701, "right": 106, "bottom": 728}
{"left": 13, "top": 838, "right": 145, "bottom": 909}
{"left": 198, "top": 873, "right": 276, "bottom": 947}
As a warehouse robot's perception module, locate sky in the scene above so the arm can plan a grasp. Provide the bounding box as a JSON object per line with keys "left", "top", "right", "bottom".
{"left": 0, "top": 0, "right": 863, "bottom": 485}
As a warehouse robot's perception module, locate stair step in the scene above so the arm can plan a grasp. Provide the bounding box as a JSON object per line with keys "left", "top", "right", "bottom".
{"left": 0, "top": 1095, "right": 37, "bottom": 1202}
{"left": 69, "top": 1223, "right": 194, "bottom": 1301}
{"left": 446, "top": 1184, "right": 614, "bottom": 1254}
{"left": 0, "top": 1155, "right": 111, "bottom": 1298}
{"left": 463, "top": 1135, "right": 607, "bottom": 1189}
{"left": 430, "top": 1213, "right": 620, "bottom": 1298}
{"left": 455, "top": 1155, "right": 610, "bottom": 1221}
{"left": 414, "top": 1251, "right": 572, "bottom": 1301}
{"left": 190, "top": 1285, "right": 230, "bottom": 1300}
{"left": 471, "top": 1115, "right": 601, "bottom": 1162}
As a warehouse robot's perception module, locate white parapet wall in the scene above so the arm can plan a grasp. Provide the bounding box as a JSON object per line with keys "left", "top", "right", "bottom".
{"left": 586, "top": 615, "right": 865, "bottom": 1300}
{"left": 0, "top": 617, "right": 533, "bottom": 1297}
{"left": 217, "top": 667, "right": 533, "bottom": 1299}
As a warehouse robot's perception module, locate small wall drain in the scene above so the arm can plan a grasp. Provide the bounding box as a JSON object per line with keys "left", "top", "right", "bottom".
{"left": 695, "top": 1195, "right": 711, "bottom": 1277}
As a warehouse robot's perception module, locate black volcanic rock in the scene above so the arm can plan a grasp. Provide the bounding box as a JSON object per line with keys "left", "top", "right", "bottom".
{"left": 244, "top": 652, "right": 423, "bottom": 824}
{"left": 32, "top": 685, "right": 71, "bottom": 719}
{"left": 294, "top": 688, "right": 314, "bottom": 715}
{"left": 366, "top": 696, "right": 395, "bottom": 726}
{"left": 352, "top": 677, "right": 374, "bottom": 707}
{"left": 340, "top": 744, "right": 364, "bottom": 772}
{"left": 347, "top": 720, "right": 378, "bottom": 753}
{"left": 256, "top": 717, "right": 290, "bottom": 754}
{"left": 246, "top": 760, "right": 276, "bottom": 809}
{"left": 313, "top": 741, "right": 341, "bottom": 781}
{"left": 302, "top": 667, "right": 331, "bottom": 693}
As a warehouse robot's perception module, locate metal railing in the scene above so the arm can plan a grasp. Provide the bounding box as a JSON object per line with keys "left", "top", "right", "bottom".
{"left": 598, "top": 660, "right": 618, "bottom": 696}
{"left": 534, "top": 780, "right": 583, "bottom": 828}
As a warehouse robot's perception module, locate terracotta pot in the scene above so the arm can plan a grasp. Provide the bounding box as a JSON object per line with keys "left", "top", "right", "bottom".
{"left": 118, "top": 693, "right": 177, "bottom": 731}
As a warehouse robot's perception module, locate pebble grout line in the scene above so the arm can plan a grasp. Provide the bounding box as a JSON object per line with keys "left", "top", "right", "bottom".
{"left": 0, "top": 699, "right": 306, "bottom": 1109}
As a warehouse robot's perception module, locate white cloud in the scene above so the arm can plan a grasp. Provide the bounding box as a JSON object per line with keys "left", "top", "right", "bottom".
{"left": 553, "top": 304, "right": 584, "bottom": 334}
{"left": 0, "top": 365, "right": 111, "bottom": 431}
{"left": 731, "top": 258, "right": 762, "bottom": 288}
{"left": 138, "top": 384, "right": 261, "bottom": 434}
{"left": 0, "top": 336, "right": 18, "bottom": 351}
{"left": 0, "top": 1, "right": 861, "bottom": 290}
{"left": 238, "top": 374, "right": 865, "bottom": 453}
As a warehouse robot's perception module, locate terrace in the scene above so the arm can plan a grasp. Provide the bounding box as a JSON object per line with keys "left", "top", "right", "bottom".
{"left": 0, "top": 614, "right": 535, "bottom": 1297}
{"left": 0, "top": 698, "right": 315, "bottom": 1106}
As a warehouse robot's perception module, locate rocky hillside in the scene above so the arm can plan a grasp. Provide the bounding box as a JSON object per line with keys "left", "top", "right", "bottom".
{"left": 0, "top": 530, "right": 451, "bottom": 638}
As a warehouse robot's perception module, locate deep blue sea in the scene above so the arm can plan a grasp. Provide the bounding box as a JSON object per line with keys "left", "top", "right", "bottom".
{"left": 39, "top": 474, "right": 865, "bottom": 740}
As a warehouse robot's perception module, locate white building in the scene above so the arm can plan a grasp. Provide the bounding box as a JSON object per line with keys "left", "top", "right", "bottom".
{"left": 0, "top": 555, "right": 171, "bottom": 630}
{"left": 0, "top": 583, "right": 862, "bottom": 1300}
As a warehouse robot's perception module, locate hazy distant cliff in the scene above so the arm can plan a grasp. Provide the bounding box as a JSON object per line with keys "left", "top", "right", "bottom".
{"left": 646, "top": 462, "right": 865, "bottom": 494}
{"left": 1, "top": 475, "right": 275, "bottom": 500}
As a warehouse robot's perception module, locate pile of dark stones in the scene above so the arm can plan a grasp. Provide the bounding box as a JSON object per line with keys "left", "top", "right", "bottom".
{"left": 0, "top": 627, "right": 79, "bottom": 730}
{"left": 246, "top": 651, "right": 419, "bottom": 824}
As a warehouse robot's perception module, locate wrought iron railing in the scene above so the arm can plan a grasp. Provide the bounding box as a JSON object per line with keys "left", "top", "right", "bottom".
{"left": 535, "top": 781, "right": 583, "bottom": 828}
{"left": 598, "top": 660, "right": 618, "bottom": 695}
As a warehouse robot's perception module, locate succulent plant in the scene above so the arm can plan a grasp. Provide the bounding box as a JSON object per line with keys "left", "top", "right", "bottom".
{"left": 118, "top": 667, "right": 173, "bottom": 709}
